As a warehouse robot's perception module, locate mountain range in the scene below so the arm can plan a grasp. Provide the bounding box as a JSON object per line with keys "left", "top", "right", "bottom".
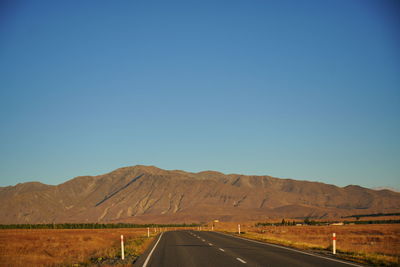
{"left": 0, "top": 165, "right": 399, "bottom": 224}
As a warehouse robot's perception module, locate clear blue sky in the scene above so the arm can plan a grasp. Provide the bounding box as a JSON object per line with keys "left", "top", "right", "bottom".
{"left": 0, "top": 0, "right": 399, "bottom": 189}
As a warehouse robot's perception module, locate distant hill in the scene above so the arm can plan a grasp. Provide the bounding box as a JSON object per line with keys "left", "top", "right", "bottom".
{"left": 372, "top": 187, "right": 400, "bottom": 193}
{"left": 1, "top": 165, "right": 399, "bottom": 224}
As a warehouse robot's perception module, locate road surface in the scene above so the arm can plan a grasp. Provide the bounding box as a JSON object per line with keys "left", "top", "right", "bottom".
{"left": 134, "top": 230, "right": 363, "bottom": 267}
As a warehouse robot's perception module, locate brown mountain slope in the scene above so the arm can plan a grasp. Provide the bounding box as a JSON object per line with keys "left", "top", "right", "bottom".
{"left": 0, "top": 165, "right": 399, "bottom": 224}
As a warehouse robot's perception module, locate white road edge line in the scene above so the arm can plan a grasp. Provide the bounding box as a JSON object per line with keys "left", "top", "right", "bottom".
{"left": 142, "top": 232, "right": 164, "bottom": 267}
{"left": 215, "top": 232, "right": 362, "bottom": 267}
{"left": 219, "top": 248, "right": 225, "bottom": 252}
{"left": 236, "top": 257, "right": 247, "bottom": 264}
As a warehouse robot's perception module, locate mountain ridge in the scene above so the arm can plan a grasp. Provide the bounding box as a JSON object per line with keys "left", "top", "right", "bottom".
{"left": 0, "top": 165, "right": 399, "bottom": 224}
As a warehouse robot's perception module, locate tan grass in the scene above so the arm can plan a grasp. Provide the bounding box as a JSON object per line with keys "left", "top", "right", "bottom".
{"left": 0, "top": 228, "right": 156, "bottom": 266}
{"left": 215, "top": 223, "right": 400, "bottom": 266}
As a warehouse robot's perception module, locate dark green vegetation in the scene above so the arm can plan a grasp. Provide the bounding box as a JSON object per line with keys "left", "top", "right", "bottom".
{"left": 342, "top": 212, "right": 400, "bottom": 218}
{"left": 0, "top": 222, "right": 199, "bottom": 229}
{"left": 345, "top": 219, "right": 400, "bottom": 224}
{"left": 255, "top": 218, "right": 400, "bottom": 227}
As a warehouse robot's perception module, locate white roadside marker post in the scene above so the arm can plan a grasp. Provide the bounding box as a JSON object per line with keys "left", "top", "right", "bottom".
{"left": 332, "top": 233, "right": 336, "bottom": 255}
{"left": 147, "top": 227, "right": 150, "bottom": 238}
{"left": 212, "top": 225, "right": 214, "bottom": 231}
{"left": 121, "top": 235, "right": 125, "bottom": 260}
{"left": 238, "top": 224, "right": 241, "bottom": 235}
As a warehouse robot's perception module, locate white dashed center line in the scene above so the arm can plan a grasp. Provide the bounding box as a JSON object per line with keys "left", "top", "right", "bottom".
{"left": 236, "top": 258, "right": 247, "bottom": 264}
{"left": 190, "top": 233, "right": 245, "bottom": 264}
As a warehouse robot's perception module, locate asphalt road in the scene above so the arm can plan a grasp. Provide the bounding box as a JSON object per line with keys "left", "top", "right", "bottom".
{"left": 134, "top": 230, "right": 363, "bottom": 267}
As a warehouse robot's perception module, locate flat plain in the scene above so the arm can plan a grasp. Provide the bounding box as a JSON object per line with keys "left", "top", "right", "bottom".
{"left": 0, "top": 228, "right": 155, "bottom": 266}
{"left": 215, "top": 222, "right": 400, "bottom": 266}
{"left": 0, "top": 224, "right": 399, "bottom": 266}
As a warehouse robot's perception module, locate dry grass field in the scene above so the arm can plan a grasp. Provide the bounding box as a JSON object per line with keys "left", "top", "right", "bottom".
{"left": 1, "top": 224, "right": 399, "bottom": 266}
{"left": 212, "top": 222, "right": 400, "bottom": 266}
{"left": 0, "top": 228, "right": 157, "bottom": 266}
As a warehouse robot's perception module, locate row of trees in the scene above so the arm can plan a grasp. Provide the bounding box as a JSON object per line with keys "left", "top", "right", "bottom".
{"left": 255, "top": 218, "right": 400, "bottom": 227}
{"left": 342, "top": 212, "right": 400, "bottom": 219}
{"left": 0, "top": 222, "right": 200, "bottom": 229}
{"left": 255, "top": 219, "right": 300, "bottom": 227}
{"left": 350, "top": 219, "right": 400, "bottom": 225}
